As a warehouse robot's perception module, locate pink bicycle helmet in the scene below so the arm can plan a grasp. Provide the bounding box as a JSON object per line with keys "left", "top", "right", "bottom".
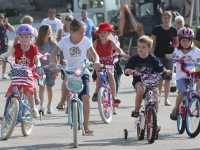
{"left": 16, "top": 24, "right": 33, "bottom": 35}
{"left": 177, "top": 27, "right": 194, "bottom": 39}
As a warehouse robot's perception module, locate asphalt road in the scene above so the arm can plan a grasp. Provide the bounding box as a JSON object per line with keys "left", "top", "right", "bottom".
{"left": 0, "top": 23, "right": 200, "bottom": 150}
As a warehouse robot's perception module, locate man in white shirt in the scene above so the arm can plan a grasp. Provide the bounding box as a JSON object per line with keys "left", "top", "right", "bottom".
{"left": 41, "top": 8, "right": 63, "bottom": 41}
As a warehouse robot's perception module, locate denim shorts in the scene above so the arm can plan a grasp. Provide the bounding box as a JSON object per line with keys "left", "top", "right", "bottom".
{"left": 43, "top": 68, "right": 55, "bottom": 87}
{"left": 177, "top": 78, "right": 190, "bottom": 93}
{"left": 0, "top": 44, "right": 8, "bottom": 60}
{"left": 78, "top": 74, "right": 90, "bottom": 100}
{"left": 157, "top": 57, "right": 173, "bottom": 80}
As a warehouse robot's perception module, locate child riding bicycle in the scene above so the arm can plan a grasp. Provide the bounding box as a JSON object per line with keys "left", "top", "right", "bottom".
{"left": 124, "top": 35, "right": 171, "bottom": 131}
{"left": 92, "top": 22, "right": 125, "bottom": 104}
{"left": 0, "top": 24, "right": 41, "bottom": 118}
{"left": 49, "top": 19, "right": 101, "bottom": 133}
{"left": 165, "top": 27, "right": 200, "bottom": 120}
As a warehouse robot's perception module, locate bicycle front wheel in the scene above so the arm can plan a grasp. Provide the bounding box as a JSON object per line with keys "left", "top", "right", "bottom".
{"left": 72, "top": 101, "right": 78, "bottom": 148}
{"left": 98, "top": 87, "right": 112, "bottom": 124}
{"left": 21, "top": 106, "right": 34, "bottom": 136}
{"left": 177, "top": 114, "right": 186, "bottom": 134}
{"left": 146, "top": 107, "right": 157, "bottom": 144}
{"left": 186, "top": 97, "right": 200, "bottom": 137}
{"left": 1, "top": 98, "right": 19, "bottom": 140}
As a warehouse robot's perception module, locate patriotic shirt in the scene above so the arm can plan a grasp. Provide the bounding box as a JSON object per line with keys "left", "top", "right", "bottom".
{"left": 12, "top": 44, "right": 39, "bottom": 85}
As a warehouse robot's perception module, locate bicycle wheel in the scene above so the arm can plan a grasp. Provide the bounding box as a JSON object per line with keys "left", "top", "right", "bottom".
{"left": 177, "top": 114, "right": 185, "bottom": 134}
{"left": 72, "top": 101, "right": 78, "bottom": 148}
{"left": 186, "top": 97, "right": 200, "bottom": 137}
{"left": 98, "top": 87, "right": 112, "bottom": 124}
{"left": 146, "top": 107, "right": 157, "bottom": 144}
{"left": 1, "top": 98, "right": 19, "bottom": 140}
{"left": 137, "top": 114, "right": 145, "bottom": 140}
{"left": 21, "top": 106, "right": 34, "bottom": 136}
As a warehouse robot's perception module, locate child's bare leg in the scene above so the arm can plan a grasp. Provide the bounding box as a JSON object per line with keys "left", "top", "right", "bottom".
{"left": 158, "top": 80, "right": 163, "bottom": 96}
{"left": 108, "top": 73, "right": 116, "bottom": 99}
{"left": 39, "top": 85, "right": 45, "bottom": 108}
{"left": 46, "top": 85, "right": 53, "bottom": 106}
{"left": 135, "top": 86, "right": 144, "bottom": 111}
{"left": 175, "top": 92, "right": 184, "bottom": 110}
{"left": 26, "top": 92, "right": 36, "bottom": 111}
{"left": 82, "top": 94, "right": 91, "bottom": 131}
{"left": 94, "top": 73, "right": 102, "bottom": 93}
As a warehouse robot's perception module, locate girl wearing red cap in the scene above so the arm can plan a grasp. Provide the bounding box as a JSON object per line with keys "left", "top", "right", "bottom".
{"left": 92, "top": 22, "right": 125, "bottom": 104}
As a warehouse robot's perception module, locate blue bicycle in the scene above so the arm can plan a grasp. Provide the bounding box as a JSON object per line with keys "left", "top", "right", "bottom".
{"left": 47, "top": 59, "right": 94, "bottom": 148}
{"left": 1, "top": 60, "right": 35, "bottom": 140}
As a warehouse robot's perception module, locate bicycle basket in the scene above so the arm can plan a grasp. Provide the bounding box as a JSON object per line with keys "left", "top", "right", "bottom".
{"left": 66, "top": 77, "right": 83, "bottom": 92}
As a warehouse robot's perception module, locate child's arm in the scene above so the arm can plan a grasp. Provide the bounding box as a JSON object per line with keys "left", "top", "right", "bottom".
{"left": 49, "top": 46, "right": 60, "bottom": 69}
{"left": 34, "top": 55, "right": 41, "bottom": 67}
{"left": 0, "top": 47, "right": 15, "bottom": 59}
{"left": 111, "top": 40, "right": 125, "bottom": 56}
{"left": 88, "top": 46, "right": 100, "bottom": 71}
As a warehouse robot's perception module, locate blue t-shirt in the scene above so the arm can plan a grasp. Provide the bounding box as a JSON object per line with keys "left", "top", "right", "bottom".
{"left": 80, "top": 18, "right": 96, "bottom": 41}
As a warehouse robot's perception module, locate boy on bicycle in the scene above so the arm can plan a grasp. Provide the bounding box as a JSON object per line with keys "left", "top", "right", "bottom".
{"left": 124, "top": 36, "right": 171, "bottom": 129}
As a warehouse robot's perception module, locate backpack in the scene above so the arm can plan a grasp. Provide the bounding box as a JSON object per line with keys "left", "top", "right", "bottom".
{"left": 0, "top": 24, "right": 8, "bottom": 43}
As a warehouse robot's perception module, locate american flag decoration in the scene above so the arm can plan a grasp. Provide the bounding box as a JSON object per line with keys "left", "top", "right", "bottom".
{"left": 38, "top": 53, "right": 50, "bottom": 60}
{"left": 10, "top": 66, "right": 34, "bottom": 86}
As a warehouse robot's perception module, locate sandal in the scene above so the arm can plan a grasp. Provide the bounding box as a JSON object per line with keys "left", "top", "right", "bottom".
{"left": 165, "top": 101, "right": 171, "bottom": 106}
{"left": 84, "top": 128, "right": 94, "bottom": 136}
{"left": 56, "top": 103, "right": 65, "bottom": 110}
{"left": 113, "top": 98, "right": 121, "bottom": 104}
{"left": 131, "top": 110, "right": 139, "bottom": 118}
{"left": 92, "top": 93, "right": 98, "bottom": 102}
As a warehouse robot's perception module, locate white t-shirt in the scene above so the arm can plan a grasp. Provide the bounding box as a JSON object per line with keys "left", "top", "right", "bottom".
{"left": 41, "top": 18, "right": 62, "bottom": 39}
{"left": 57, "top": 36, "right": 92, "bottom": 69}
{"left": 174, "top": 47, "right": 200, "bottom": 80}
{"left": 61, "top": 28, "right": 70, "bottom": 37}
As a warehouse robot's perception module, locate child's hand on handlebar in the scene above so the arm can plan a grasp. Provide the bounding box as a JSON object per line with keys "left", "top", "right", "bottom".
{"left": 163, "top": 70, "right": 173, "bottom": 76}
{"left": 124, "top": 69, "right": 133, "bottom": 75}
{"left": 93, "top": 62, "right": 101, "bottom": 71}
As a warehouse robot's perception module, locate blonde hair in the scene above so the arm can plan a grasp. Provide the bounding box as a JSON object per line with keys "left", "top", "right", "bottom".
{"left": 162, "top": 11, "right": 172, "bottom": 18}
{"left": 20, "top": 15, "right": 33, "bottom": 24}
{"left": 0, "top": 13, "right": 4, "bottom": 18}
{"left": 138, "top": 35, "right": 153, "bottom": 48}
{"left": 64, "top": 14, "right": 74, "bottom": 28}
{"left": 70, "top": 19, "right": 86, "bottom": 32}
{"left": 35, "top": 24, "right": 54, "bottom": 47}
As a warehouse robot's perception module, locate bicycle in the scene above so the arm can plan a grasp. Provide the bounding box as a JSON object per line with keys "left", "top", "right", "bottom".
{"left": 170, "top": 54, "right": 200, "bottom": 137}
{"left": 124, "top": 71, "right": 168, "bottom": 143}
{"left": 46, "top": 59, "right": 95, "bottom": 148}
{"left": 1, "top": 60, "right": 35, "bottom": 140}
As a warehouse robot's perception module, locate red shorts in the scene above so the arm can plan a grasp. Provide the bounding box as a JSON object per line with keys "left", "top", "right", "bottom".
{"left": 5, "top": 78, "right": 36, "bottom": 97}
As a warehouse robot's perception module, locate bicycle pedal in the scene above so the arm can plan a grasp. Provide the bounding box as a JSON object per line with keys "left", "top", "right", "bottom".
{"left": 131, "top": 112, "right": 139, "bottom": 118}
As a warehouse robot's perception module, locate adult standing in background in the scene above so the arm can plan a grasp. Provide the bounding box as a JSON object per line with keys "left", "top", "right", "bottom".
{"left": 175, "top": 15, "right": 185, "bottom": 31}
{"left": 0, "top": 13, "right": 15, "bottom": 79}
{"left": 80, "top": 10, "right": 96, "bottom": 41}
{"left": 151, "top": 11, "right": 178, "bottom": 106}
{"left": 41, "top": 8, "right": 63, "bottom": 41}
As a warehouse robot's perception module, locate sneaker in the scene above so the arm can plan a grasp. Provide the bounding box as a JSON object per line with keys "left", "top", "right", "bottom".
{"left": 170, "top": 108, "right": 179, "bottom": 121}
{"left": 92, "top": 93, "right": 98, "bottom": 102}
{"left": 35, "top": 98, "right": 41, "bottom": 105}
{"left": 113, "top": 107, "right": 117, "bottom": 114}
{"left": 47, "top": 105, "right": 53, "bottom": 114}
{"left": 2, "top": 74, "right": 8, "bottom": 79}
{"left": 31, "top": 108, "right": 39, "bottom": 118}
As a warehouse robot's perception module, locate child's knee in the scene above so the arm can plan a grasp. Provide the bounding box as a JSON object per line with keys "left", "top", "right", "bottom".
{"left": 136, "top": 86, "right": 145, "bottom": 95}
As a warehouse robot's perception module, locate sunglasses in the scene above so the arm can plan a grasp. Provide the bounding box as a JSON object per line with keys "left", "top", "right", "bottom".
{"left": 176, "top": 21, "right": 182, "bottom": 24}
{"left": 65, "top": 18, "right": 72, "bottom": 21}
{"left": 48, "top": 11, "right": 54, "bottom": 13}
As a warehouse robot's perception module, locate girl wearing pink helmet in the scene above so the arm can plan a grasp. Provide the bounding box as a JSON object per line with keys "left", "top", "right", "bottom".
{"left": 166, "top": 27, "right": 200, "bottom": 120}
{"left": 0, "top": 24, "right": 41, "bottom": 118}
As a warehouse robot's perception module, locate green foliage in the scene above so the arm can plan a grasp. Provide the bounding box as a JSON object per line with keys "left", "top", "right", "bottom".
{"left": 0, "top": 8, "right": 20, "bottom": 17}
{"left": 7, "top": 18, "right": 20, "bottom": 25}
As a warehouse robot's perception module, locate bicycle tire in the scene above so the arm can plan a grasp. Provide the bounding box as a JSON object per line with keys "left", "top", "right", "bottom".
{"left": 1, "top": 98, "right": 19, "bottom": 140}
{"left": 146, "top": 107, "right": 157, "bottom": 144}
{"left": 177, "top": 114, "right": 186, "bottom": 134}
{"left": 98, "top": 87, "right": 112, "bottom": 124}
{"left": 21, "top": 106, "right": 34, "bottom": 136}
{"left": 137, "top": 122, "right": 145, "bottom": 140}
{"left": 186, "top": 97, "right": 200, "bottom": 137}
{"left": 72, "top": 101, "right": 78, "bottom": 148}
